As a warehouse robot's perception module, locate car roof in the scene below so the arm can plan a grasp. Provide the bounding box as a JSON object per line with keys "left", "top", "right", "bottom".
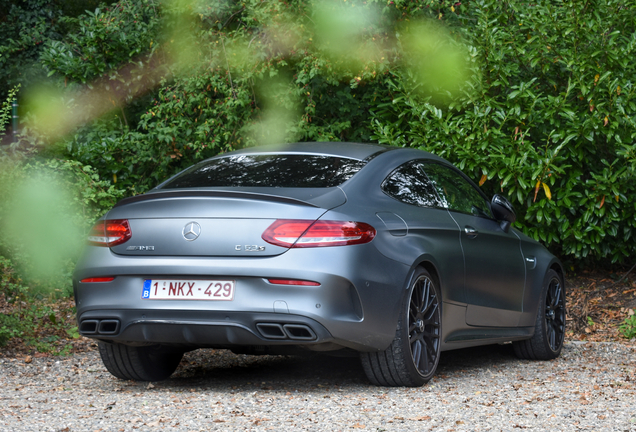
{"left": 225, "top": 142, "right": 395, "bottom": 161}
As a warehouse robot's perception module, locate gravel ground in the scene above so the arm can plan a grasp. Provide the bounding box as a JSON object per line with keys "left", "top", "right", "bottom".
{"left": 0, "top": 342, "right": 635, "bottom": 431}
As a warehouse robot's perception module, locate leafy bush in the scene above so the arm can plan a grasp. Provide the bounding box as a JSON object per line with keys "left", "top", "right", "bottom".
{"left": 60, "top": 0, "right": 393, "bottom": 193}
{"left": 0, "top": 0, "right": 63, "bottom": 102}
{"left": 0, "top": 298, "right": 79, "bottom": 354}
{"left": 0, "top": 85, "right": 20, "bottom": 134}
{"left": 40, "top": 0, "right": 161, "bottom": 84}
{"left": 0, "top": 153, "right": 121, "bottom": 349}
{"left": 371, "top": 0, "right": 636, "bottom": 264}
{"left": 619, "top": 313, "right": 636, "bottom": 340}
{"left": 65, "top": 71, "right": 254, "bottom": 194}
{"left": 0, "top": 154, "right": 123, "bottom": 291}
{"left": 0, "top": 313, "right": 22, "bottom": 347}
{"left": 0, "top": 256, "right": 28, "bottom": 346}
{"left": 8, "top": 0, "right": 636, "bottom": 266}
{"left": 0, "top": 255, "right": 28, "bottom": 300}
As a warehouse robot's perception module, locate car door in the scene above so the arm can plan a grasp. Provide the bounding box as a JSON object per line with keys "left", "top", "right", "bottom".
{"left": 380, "top": 161, "right": 466, "bottom": 304}
{"left": 420, "top": 162, "right": 526, "bottom": 327}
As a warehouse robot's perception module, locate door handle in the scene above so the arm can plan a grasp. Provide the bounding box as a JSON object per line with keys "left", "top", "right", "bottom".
{"left": 464, "top": 226, "right": 478, "bottom": 238}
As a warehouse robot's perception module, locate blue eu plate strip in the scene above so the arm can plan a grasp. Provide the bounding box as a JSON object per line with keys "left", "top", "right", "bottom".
{"left": 142, "top": 279, "right": 151, "bottom": 299}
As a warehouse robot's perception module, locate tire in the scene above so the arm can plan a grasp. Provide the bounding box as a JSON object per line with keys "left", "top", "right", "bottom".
{"left": 361, "top": 268, "right": 442, "bottom": 387}
{"left": 513, "top": 269, "right": 565, "bottom": 360}
{"left": 98, "top": 342, "right": 184, "bottom": 381}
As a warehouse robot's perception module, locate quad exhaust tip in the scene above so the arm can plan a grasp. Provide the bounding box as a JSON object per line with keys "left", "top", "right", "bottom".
{"left": 256, "top": 323, "right": 317, "bottom": 341}
{"left": 79, "top": 319, "right": 120, "bottom": 335}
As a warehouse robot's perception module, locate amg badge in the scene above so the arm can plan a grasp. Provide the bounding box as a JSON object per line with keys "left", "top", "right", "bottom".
{"left": 126, "top": 246, "right": 155, "bottom": 251}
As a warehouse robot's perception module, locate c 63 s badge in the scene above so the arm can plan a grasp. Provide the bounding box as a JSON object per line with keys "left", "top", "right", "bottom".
{"left": 126, "top": 246, "right": 155, "bottom": 251}
{"left": 235, "top": 245, "right": 266, "bottom": 252}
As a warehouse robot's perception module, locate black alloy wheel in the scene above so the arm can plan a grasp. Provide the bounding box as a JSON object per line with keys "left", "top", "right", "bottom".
{"left": 408, "top": 273, "right": 441, "bottom": 378}
{"left": 513, "top": 269, "right": 565, "bottom": 360}
{"left": 360, "top": 268, "right": 441, "bottom": 386}
{"left": 544, "top": 274, "right": 566, "bottom": 351}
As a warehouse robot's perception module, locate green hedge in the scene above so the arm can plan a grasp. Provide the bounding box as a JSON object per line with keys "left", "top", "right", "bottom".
{"left": 9, "top": 0, "right": 636, "bottom": 265}
{"left": 371, "top": 0, "right": 636, "bottom": 263}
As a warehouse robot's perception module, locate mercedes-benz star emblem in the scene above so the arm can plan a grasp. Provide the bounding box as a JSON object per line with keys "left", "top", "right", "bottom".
{"left": 182, "top": 222, "right": 201, "bottom": 241}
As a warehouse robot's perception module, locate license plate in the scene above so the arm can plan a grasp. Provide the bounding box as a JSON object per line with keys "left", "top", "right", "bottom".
{"left": 142, "top": 279, "right": 235, "bottom": 301}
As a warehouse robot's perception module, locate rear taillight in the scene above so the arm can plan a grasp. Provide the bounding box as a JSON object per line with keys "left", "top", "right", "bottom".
{"left": 87, "top": 219, "right": 132, "bottom": 247}
{"left": 80, "top": 277, "right": 116, "bottom": 283}
{"left": 267, "top": 279, "right": 321, "bottom": 286}
{"left": 262, "top": 220, "right": 376, "bottom": 248}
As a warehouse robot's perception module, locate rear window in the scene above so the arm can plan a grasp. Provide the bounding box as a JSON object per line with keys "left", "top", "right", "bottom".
{"left": 160, "top": 154, "right": 366, "bottom": 189}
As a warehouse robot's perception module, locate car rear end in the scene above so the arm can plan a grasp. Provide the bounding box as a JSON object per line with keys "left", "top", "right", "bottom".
{"left": 74, "top": 147, "right": 407, "bottom": 354}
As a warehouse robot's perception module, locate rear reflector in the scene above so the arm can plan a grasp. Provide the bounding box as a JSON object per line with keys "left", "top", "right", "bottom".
{"left": 267, "top": 279, "right": 321, "bottom": 286}
{"left": 80, "top": 277, "right": 115, "bottom": 283}
{"left": 87, "top": 219, "right": 132, "bottom": 247}
{"left": 262, "top": 219, "right": 376, "bottom": 248}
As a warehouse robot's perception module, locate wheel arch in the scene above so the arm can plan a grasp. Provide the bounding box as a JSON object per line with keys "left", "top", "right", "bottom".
{"left": 360, "top": 255, "right": 444, "bottom": 387}
{"left": 520, "top": 251, "right": 565, "bottom": 327}
{"left": 410, "top": 256, "right": 444, "bottom": 303}
{"left": 416, "top": 261, "right": 442, "bottom": 298}
{"left": 549, "top": 260, "right": 565, "bottom": 285}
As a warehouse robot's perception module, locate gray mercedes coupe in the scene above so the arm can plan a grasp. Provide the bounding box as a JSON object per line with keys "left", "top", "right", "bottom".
{"left": 73, "top": 142, "right": 565, "bottom": 386}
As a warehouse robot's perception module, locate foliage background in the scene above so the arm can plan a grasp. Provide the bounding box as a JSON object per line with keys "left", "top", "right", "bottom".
{"left": 1, "top": 0, "right": 636, "bottom": 345}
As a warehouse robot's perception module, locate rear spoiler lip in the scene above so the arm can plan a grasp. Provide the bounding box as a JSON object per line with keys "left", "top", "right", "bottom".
{"left": 113, "top": 189, "right": 320, "bottom": 209}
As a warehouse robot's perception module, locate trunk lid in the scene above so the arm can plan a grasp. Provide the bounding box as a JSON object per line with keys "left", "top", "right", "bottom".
{"left": 105, "top": 188, "right": 345, "bottom": 257}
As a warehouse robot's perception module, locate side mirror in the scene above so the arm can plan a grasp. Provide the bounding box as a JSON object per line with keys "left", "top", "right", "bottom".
{"left": 491, "top": 194, "right": 516, "bottom": 233}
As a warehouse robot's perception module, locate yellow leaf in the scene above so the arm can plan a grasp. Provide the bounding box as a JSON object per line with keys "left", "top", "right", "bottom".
{"left": 542, "top": 182, "right": 551, "bottom": 200}
{"left": 479, "top": 174, "right": 487, "bottom": 186}
{"left": 594, "top": 74, "right": 600, "bottom": 83}
{"left": 451, "top": 6, "right": 455, "bottom": 12}
{"left": 604, "top": 116, "right": 609, "bottom": 126}
{"left": 113, "top": 174, "right": 117, "bottom": 184}
{"left": 533, "top": 179, "right": 541, "bottom": 202}
{"left": 617, "top": 85, "right": 621, "bottom": 95}
{"left": 615, "top": 195, "right": 619, "bottom": 202}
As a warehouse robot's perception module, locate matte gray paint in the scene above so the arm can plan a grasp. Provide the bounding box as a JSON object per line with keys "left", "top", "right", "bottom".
{"left": 375, "top": 212, "right": 407, "bottom": 236}
{"left": 449, "top": 211, "right": 526, "bottom": 327}
{"left": 75, "top": 142, "right": 563, "bottom": 354}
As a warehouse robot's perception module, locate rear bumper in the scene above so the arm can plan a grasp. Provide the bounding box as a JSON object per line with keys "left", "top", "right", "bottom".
{"left": 78, "top": 309, "right": 334, "bottom": 348}
{"left": 74, "top": 244, "right": 410, "bottom": 351}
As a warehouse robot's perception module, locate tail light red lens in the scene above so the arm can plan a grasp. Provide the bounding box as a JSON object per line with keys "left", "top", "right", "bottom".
{"left": 262, "top": 219, "right": 376, "bottom": 248}
{"left": 267, "top": 279, "right": 321, "bottom": 286}
{"left": 80, "top": 277, "right": 116, "bottom": 283}
{"left": 87, "top": 219, "right": 132, "bottom": 247}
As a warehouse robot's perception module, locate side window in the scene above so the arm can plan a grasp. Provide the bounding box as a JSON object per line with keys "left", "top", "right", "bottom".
{"left": 420, "top": 163, "right": 492, "bottom": 218}
{"left": 382, "top": 161, "right": 443, "bottom": 208}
